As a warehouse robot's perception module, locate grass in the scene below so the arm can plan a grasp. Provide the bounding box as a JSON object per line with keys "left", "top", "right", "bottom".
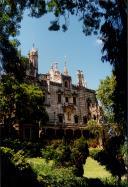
{"left": 84, "top": 157, "right": 112, "bottom": 179}
{"left": 27, "top": 157, "right": 46, "bottom": 165}
{"left": 26, "top": 157, "right": 127, "bottom": 186}
{"left": 26, "top": 157, "right": 54, "bottom": 169}
{"left": 27, "top": 157, "right": 111, "bottom": 179}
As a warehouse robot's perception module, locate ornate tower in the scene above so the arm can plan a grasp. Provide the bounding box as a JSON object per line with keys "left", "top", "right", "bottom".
{"left": 77, "top": 70, "right": 87, "bottom": 87}
{"left": 28, "top": 44, "right": 38, "bottom": 77}
{"left": 48, "top": 63, "right": 61, "bottom": 83}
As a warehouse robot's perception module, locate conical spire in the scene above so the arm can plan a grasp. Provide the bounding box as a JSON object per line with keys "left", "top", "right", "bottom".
{"left": 63, "top": 56, "right": 69, "bottom": 75}
{"left": 32, "top": 42, "right": 35, "bottom": 48}
{"left": 31, "top": 42, "right": 37, "bottom": 53}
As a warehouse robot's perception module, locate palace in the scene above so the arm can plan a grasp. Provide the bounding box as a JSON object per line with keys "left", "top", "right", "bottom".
{"left": 26, "top": 46, "right": 101, "bottom": 132}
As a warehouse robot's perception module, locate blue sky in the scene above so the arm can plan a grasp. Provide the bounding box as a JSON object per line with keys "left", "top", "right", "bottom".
{"left": 18, "top": 12, "right": 112, "bottom": 90}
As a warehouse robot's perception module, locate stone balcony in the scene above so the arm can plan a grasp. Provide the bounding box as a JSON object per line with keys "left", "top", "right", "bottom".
{"left": 63, "top": 102, "right": 74, "bottom": 107}
{"left": 43, "top": 122, "right": 87, "bottom": 130}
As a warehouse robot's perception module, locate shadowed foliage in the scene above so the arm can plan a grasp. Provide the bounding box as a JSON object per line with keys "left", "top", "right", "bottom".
{"left": 1, "top": 148, "right": 43, "bottom": 187}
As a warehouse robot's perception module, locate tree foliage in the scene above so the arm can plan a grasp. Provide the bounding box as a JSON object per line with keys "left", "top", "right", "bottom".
{"left": 70, "top": 137, "right": 89, "bottom": 177}
{"left": 15, "top": 83, "right": 49, "bottom": 124}
{"left": 0, "top": 75, "right": 49, "bottom": 130}
{"left": 0, "top": 75, "right": 18, "bottom": 127}
{"left": 97, "top": 74, "right": 116, "bottom": 123}
{"left": 87, "top": 120, "right": 102, "bottom": 137}
{"left": 86, "top": 119, "right": 103, "bottom": 147}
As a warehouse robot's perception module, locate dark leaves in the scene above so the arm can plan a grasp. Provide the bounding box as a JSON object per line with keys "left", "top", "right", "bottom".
{"left": 48, "top": 20, "right": 60, "bottom": 31}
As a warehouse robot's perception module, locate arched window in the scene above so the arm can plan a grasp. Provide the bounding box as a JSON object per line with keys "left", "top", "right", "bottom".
{"left": 74, "top": 115, "right": 78, "bottom": 124}
{"left": 64, "top": 80, "right": 69, "bottom": 88}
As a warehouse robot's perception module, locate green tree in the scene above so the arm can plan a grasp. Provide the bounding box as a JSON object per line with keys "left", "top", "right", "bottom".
{"left": 0, "top": 1, "right": 24, "bottom": 80}
{"left": 97, "top": 74, "right": 116, "bottom": 123}
{"left": 15, "top": 83, "right": 49, "bottom": 124}
{"left": 70, "top": 137, "right": 89, "bottom": 177}
{"left": 0, "top": 75, "right": 49, "bottom": 136}
{"left": 104, "top": 136, "right": 126, "bottom": 183}
{"left": 0, "top": 75, "right": 18, "bottom": 129}
{"left": 86, "top": 120, "right": 103, "bottom": 148}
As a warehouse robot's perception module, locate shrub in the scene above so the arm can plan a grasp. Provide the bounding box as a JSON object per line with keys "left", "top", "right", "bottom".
{"left": 1, "top": 146, "right": 41, "bottom": 187}
{"left": 0, "top": 147, "right": 14, "bottom": 158}
{"left": 105, "top": 136, "right": 124, "bottom": 156}
{"left": 89, "top": 147, "right": 102, "bottom": 159}
{"left": 55, "top": 143, "right": 71, "bottom": 165}
{"left": 104, "top": 136, "right": 126, "bottom": 181}
{"left": 41, "top": 144, "right": 57, "bottom": 161}
{"left": 41, "top": 143, "right": 71, "bottom": 166}
{"left": 1, "top": 139, "right": 42, "bottom": 157}
{"left": 0, "top": 145, "right": 31, "bottom": 171}
{"left": 28, "top": 159, "right": 87, "bottom": 187}
{"left": 1, "top": 139, "right": 24, "bottom": 150}
{"left": 91, "top": 149, "right": 126, "bottom": 183}
{"left": 70, "top": 137, "right": 89, "bottom": 177}
{"left": 42, "top": 137, "right": 89, "bottom": 176}
{"left": 12, "top": 150, "right": 30, "bottom": 170}
{"left": 1, "top": 146, "right": 30, "bottom": 171}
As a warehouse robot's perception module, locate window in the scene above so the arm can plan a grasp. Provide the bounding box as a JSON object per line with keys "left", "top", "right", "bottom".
{"left": 73, "top": 97, "right": 76, "bottom": 105}
{"left": 58, "top": 94, "right": 61, "bottom": 103}
{"left": 93, "top": 115, "right": 96, "bottom": 120}
{"left": 87, "top": 98, "right": 91, "bottom": 108}
{"left": 83, "top": 116, "right": 87, "bottom": 124}
{"left": 64, "top": 80, "right": 69, "bottom": 88}
{"left": 74, "top": 115, "right": 78, "bottom": 124}
{"left": 88, "top": 112, "right": 91, "bottom": 120}
{"left": 65, "top": 97, "right": 69, "bottom": 103}
{"left": 58, "top": 115, "right": 63, "bottom": 123}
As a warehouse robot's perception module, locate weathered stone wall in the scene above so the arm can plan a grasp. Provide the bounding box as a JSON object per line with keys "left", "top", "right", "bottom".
{"left": 44, "top": 81, "right": 99, "bottom": 126}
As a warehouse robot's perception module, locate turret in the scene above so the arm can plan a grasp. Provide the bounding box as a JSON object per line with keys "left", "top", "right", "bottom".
{"left": 28, "top": 44, "right": 38, "bottom": 77}
{"left": 48, "top": 62, "right": 61, "bottom": 83}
